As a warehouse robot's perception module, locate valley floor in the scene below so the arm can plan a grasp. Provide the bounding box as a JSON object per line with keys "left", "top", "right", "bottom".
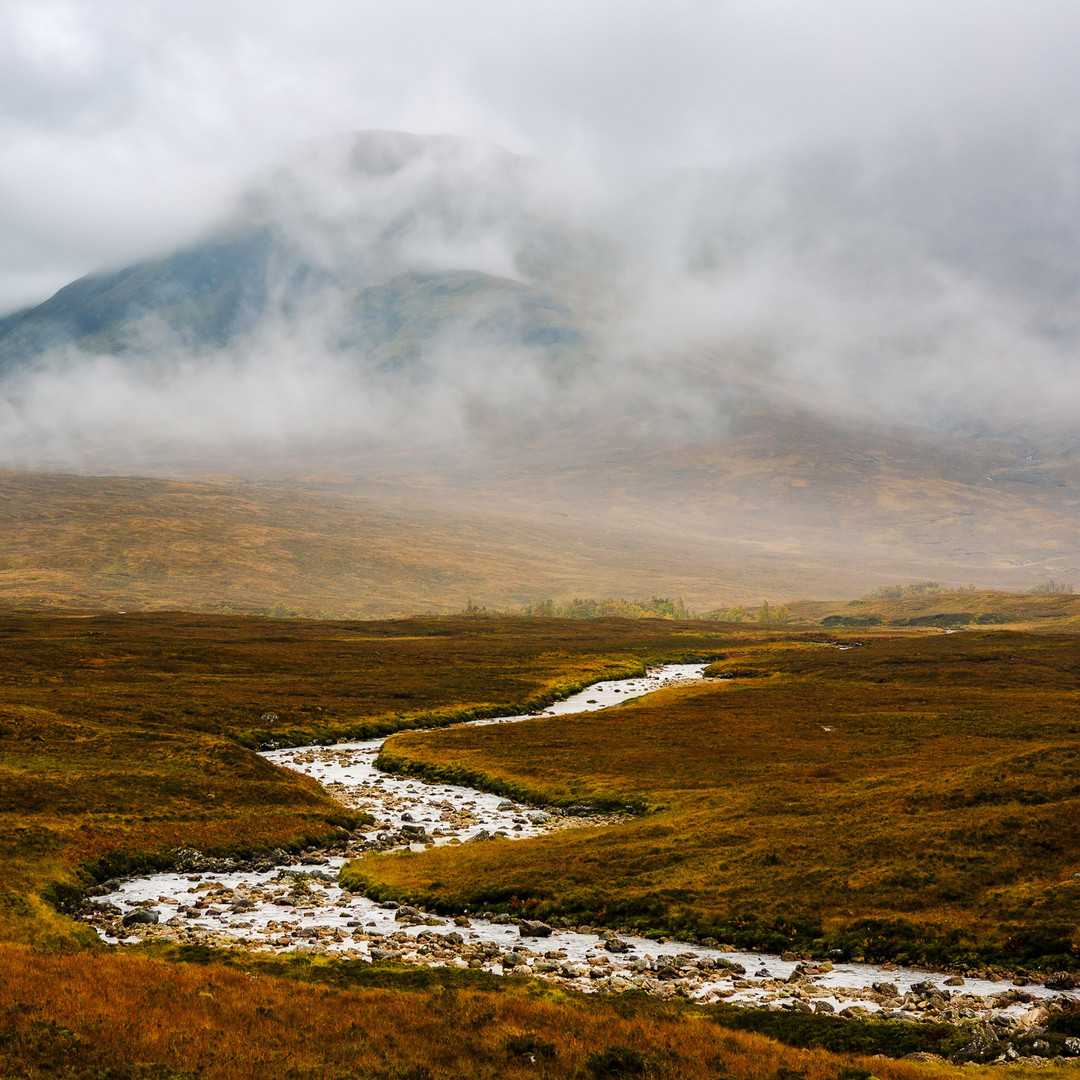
{"left": 2, "top": 610, "right": 1080, "bottom": 1076}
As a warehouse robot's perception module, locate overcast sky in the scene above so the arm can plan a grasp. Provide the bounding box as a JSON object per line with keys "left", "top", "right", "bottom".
{"left": 2, "top": 0, "right": 1079, "bottom": 313}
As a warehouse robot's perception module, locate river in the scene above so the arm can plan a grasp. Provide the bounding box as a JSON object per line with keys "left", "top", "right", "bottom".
{"left": 81, "top": 662, "right": 1075, "bottom": 1027}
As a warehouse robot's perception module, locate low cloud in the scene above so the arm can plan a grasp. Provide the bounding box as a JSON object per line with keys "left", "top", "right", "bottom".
{"left": 2, "top": 116, "right": 1080, "bottom": 471}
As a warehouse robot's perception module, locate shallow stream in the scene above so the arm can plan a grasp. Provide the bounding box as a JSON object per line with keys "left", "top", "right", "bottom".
{"left": 83, "top": 663, "right": 1075, "bottom": 1023}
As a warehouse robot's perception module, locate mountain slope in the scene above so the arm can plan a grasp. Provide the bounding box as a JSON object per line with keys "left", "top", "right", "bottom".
{"left": 2, "top": 128, "right": 1080, "bottom": 605}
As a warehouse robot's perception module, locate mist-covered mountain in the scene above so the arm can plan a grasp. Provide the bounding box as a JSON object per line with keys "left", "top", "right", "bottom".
{"left": 4, "top": 124, "right": 1080, "bottom": 449}
{"left": 2, "top": 127, "right": 1080, "bottom": 604}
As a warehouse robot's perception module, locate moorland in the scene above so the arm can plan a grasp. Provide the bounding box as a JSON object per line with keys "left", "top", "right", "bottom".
{"left": 3, "top": 606, "right": 1080, "bottom": 1077}
{"left": 354, "top": 629, "right": 1080, "bottom": 972}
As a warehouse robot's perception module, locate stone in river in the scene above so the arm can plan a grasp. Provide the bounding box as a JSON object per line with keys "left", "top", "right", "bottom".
{"left": 122, "top": 908, "right": 159, "bottom": 927}
{"left": 518, "top": 920, "right": 553, "bottom": 938}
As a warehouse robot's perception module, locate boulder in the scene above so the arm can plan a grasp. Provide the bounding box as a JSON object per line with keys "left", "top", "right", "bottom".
{"left": 1045, "top": 972, "right": 1078, "bottom": 991}
{"left": 518, "top": 920, "right": 553, "bottom": 938}
{"left": 952, "top": 1037, "right": 1002, "bottom": 1064}
{"left": 121, "top": 908, "right": 159, "bottom": 927}
{"left": 393, "top": 906, "right": 421, "bottom": 922}
{"left": 716, "top": 959, "right": 746, "bottom": 975}
{"left": 398, "top": 824, "right": 427, "bottom": 842}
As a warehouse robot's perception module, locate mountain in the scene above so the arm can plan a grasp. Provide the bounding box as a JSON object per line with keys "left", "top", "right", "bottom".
{"left": 1, "top": 127, "right": 1079, "bottom": 608}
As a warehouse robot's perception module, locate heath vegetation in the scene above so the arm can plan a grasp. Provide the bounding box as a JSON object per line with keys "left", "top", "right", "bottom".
{"left": 351, "top": 630, "right": 1080, "bottom": 972}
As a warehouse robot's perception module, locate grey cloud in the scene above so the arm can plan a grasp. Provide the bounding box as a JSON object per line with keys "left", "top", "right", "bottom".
{"left": 4, "top": 1, "right": 1080, "bottom": 311}
{"left": 2, "top": 3, "right": 1080, "bottom": 468}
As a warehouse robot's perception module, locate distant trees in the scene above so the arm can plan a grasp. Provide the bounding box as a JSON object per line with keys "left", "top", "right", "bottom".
{"left": 708, "top": 604, "right": 747, "bottom": 623}
{"left": 1027, "top": 579, "right": 1074, "bottom": 595}
{"left": 468, "top": 596, "right": 691, "bottom": 620}
{"left": 867, "top": 581, "right": 943, "bottom": 599}
{"left": 757, "top": 601, "right": 791, "bottom": 626}
{"left": 704, "top": 602, "right": 790, "bottom": 624}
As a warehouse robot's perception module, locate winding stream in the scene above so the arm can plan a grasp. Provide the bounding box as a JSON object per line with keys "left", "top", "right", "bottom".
{"left": 82, "top": 663, "right": 1075, "bottom": 1027}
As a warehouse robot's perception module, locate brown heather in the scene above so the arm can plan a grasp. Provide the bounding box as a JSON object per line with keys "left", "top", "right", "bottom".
{"left": 1, "top": 609, "right": 1074, "bottom": 1077}
{"left": 354, "top": 630, "right": 1080, "bottom": 968}
{"left": 0, "top": 939, "right": 1017, "bottom": 1080}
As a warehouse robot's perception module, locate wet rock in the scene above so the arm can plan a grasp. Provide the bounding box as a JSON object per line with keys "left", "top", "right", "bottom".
{"left": 518, "top": 920, "right": 553, "bottom": 938}
{"left": 369, "top": 948, "right": 392, "bottom": 960}
{"left": 496, "top": 800, "right": 514, "bottom": 811}
{"left": 393, "top": 906, "right": 421, "bottom": 922}
{"left": 712, "top": 963, "right": 747, "bottom": 980}
{"left": 398, "top": 825, "right": 427, "bottom": 842}
{"left": 953, "top": 1037, "right": 1003, "bottom": 1064}
{"left": 604, "top": 938, "right": 631, "bottom": 954}
{"left": 502, "top": 951, "right": 527, "bottom": 968}
{"left": 122, "top": 908, "right": 159, "bottom": 927}
{"left": 1046, "top": 972, "right": 1078, "bottom": 991}
{"left": 872, "top": 981, "right": 899, "bottom": 996}
{"left": 814, "top": 1001, "right": 835, "bottom": 1014}
{"left": 944, "top": 975, "right": 965, "bottom": 986}
{"left": 1017, "top": 1005, "right": 1050, "bottom": 1029}
{"left": 466, "top": 830, "right": 491, "bottom": 843}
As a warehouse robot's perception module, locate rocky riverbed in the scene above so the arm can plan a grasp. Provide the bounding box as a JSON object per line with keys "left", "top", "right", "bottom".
{"left": 79, "top": 663, "right": 1080, "bottom": 1064}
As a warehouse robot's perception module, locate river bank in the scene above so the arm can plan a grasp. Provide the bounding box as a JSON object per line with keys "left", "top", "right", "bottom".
{"left": 78, "top": 662, "right": 1080, "bottom": 1064}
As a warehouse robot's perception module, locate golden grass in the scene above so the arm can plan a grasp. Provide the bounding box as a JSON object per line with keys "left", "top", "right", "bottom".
{"left": 0, "top": 941, "right": 1044, "bottom": 1080}
{"left": 349, "top": 630, "right": 1080, "bottom": 969}
{"left": 0, "top": 610, "right": 726, "bottom": 949}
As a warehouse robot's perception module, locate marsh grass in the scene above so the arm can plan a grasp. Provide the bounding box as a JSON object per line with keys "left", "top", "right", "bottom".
{"left": 3, "top": 611, "right": 1073, "bottom": 1077}
{"left": 349, "top": 631, "right": 1080, "bottom": 969}
{"left": 0, "top": 941, "right": 1041, "bottom": 1080}
{"left": 0, "top": 610, "right": 726, "bottom": 949}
